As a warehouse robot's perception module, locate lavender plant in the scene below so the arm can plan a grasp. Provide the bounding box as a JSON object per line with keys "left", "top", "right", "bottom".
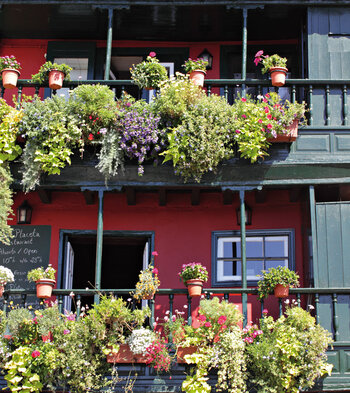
{"left": 119, "top": 102, "right": 164, "bottom": 176}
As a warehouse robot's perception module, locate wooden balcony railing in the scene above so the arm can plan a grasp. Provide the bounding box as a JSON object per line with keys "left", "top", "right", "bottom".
{"left": 2, "top": 78, "right": 350, "bottom": 129}
{"left": 2, "top": 286, "right": 350, "bottom": 343}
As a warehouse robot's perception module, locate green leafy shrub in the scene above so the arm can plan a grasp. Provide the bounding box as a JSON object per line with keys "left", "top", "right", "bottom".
{"left": 19, "top": 96, "right": 83, "bottom": 191}
{"left": 0, "top": 165, "right": 14, "bottom": 245}
{"left": 130, "top": 52, "right": 168, "bottom": 89}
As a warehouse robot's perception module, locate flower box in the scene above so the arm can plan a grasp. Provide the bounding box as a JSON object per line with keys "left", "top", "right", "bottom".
{"left": 268, "top": 119, "right": 299, "bottom": 143}
{"left": 176, "top": 346, "right": 198, "bottom": 363}
{"left": 106, "top": 343, "right": 148, "bottom": 363}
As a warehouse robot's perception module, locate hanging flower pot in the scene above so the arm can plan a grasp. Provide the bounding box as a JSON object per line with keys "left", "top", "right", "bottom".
{"left": 1, "top": 69, "right": 20, "bottom": 89}
{"left": 274, "top": 284, "right": 290, "bottom": 298}
{"left": 35, "top": 279, "right": 56, "bottom": 298}
{"left": 186, "top": 279, "right": 204, "bottom": 297}
{"left": 48, "top": 69, "right": 65, "bottom": 90}
{"left": 189, "top": 70, "right": 206, "bottom": 87}
{"left": 268, "top": 119, "right": 299, "bottom": 143}
{"left": 269, "top": 67, "right": 288, "bottom": 87}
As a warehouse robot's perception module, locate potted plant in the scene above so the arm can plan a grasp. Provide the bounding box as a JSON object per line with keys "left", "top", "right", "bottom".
{"left": 182, "top": 58, "right": 209, "bottom": 87}
{"left": 0, "top": 266, "right": 14, "bottom": 296}
{"left": 254, "top": 50, "right": 288, "bottom": 86}
{"left": 27, "top": 264, "right": 56, "bottom": 298}
{"left": 178, "top": 262, "right": 208, "bottom": 297}
{"left": 257, "top": 266, "right": 300, "bottom": 300}
{"left": 132, "top": 251, "right": 160, "bottom": 300}
{"left": 0, "top": 55, "right": 21, "bottom": 89}
{"left": 130, "top": 52, "right": 168, "bottom": 90}
{"left": 31, "top": 61, "right": 72, "bottom": 90}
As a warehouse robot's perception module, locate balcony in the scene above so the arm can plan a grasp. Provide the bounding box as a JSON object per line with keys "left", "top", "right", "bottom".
{"left": 0, "top": 286, "right": 349, "bottom": 392}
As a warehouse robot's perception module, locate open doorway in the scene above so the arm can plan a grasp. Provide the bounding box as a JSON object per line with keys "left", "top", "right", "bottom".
{"left": 59, "top": 230, "right": 154, "bottom": 310}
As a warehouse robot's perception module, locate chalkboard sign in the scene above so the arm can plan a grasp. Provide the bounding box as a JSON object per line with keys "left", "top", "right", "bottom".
{"left": 0, "top": 225, "right": 51, "bottom": 299}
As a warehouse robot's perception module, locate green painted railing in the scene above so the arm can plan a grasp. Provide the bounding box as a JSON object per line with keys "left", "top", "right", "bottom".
{"left": 2, "top": 78, "right": 350, "bottom": 128}
{"left": 2, "top": 286, "right": 349, "bottom": 343}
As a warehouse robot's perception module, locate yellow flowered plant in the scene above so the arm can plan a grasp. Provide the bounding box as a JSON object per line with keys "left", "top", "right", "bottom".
{"left": 133, "top": 251, "right": 160, "bottom": 301}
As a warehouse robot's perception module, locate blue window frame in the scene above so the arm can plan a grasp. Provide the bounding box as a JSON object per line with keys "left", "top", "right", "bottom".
{"left": 211, "top": 229, "right": 295, "bottom": 287}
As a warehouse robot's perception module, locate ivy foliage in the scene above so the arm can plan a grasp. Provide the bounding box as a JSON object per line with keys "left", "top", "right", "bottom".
{"left": 0, "top": 165, "right": 14, "bottom": 245}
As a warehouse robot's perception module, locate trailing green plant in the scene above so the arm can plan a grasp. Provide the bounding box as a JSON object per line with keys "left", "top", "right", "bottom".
{"left": 31, "top": 61, "right": 72, "bottom": 84}
{"left": 152, "top": 73, "right": 205, "bottom": 127}
{"left": 130, "top": 52, "right": 168, "bottom": 89}
{"left": 0, "top": 165, "right": 14, "bottom": 245}
{"left": 245, "top": 305, "right": 333, "bottom": 393}
{"left": 257, "top": 266, "right": 300, "bottom": 301}
{"left": 182, "top": 58, "right": 208, "bottom": 73}
{"left": 161, "top": 93, "right": 235, "bottom": 182}
{"left": 0, "top": 55, "right": 21, "bottom": 72}
{"left": 254, "top": 51, "right": 287, "bottom": 74}
{"left": 68, "top": 84, "right": 118, "bottom": 143}
{"left": 0, "top": 98, "right": 23, "bottom": 164}
{"left": 27, "top": 264, "right": 56, "bottom": 282}
{"left": 19, "top": 95, "right": 83, "bottom": 192}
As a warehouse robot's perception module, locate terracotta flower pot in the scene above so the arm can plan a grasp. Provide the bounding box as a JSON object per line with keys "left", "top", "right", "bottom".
{"left": 177, "top": 346, "right": 198, "bottom": 363}
{"left": 107, "top": 344, "right": 148, "bottom": 363}
{"left": 269, "top": 67, "right": 288, "bottom": 87}
{"left": 0, "top": 285, "right": 4, "bottom": 297}
{"left": 274, "top": 284, "right": 290, "bottom": 298}
{"left": 268, "top": 119, "right": 299, "bottom": 143}
{"left": 186, "top": 279, "right": 204, "bottom": 297}
{"left": 1, "top": 68, "right": 20, "bottom": 89}
{"left": 189, "top": 70, "right": 206, "bottom": 87}
{"left": 48, "top": 69, "right": 64, "bottom": 90}
{"left": 35, "top": 279, "right": 55, "bottom": 298}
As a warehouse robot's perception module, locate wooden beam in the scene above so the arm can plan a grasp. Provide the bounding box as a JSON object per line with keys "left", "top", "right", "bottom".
{"left": 83, "top": 190, "right": 95, "bottom": 205}
{"left": 37, "top": 189, "right": 51, "bottom": 204}
{"left": 126, "top": 188, "right": 136, "bottom": 205}
{"left": 191, "top": 189, "right": 200, "bottom": 206}
{"left": 158, "top": 189, "right": 167, "bottom": 206}
{"left": 255, "top": 189, "right": 267, "bottom": 203}
{"left": 222, "top": 189, "right": 233, "bottom": 205}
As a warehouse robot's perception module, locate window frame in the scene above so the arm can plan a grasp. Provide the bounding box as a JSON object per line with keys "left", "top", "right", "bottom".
{"left": 211, "top": 229, "right": 295, "bottom": 287}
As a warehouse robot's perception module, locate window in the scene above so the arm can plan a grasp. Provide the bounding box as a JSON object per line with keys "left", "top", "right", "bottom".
{"left": 212, "top": 230, "right": 295, "bottom": 287}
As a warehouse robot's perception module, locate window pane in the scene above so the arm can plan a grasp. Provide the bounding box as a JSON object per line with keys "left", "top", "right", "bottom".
{"left": 247, "top": 260, "right": 264, "bottom": 278}
{"left": 265, "top": 237, "right": 288, "bottom": 257}
{"left": 223, "top": 260, "right": 241, "bottom": 276}
{"left": 221, "top": 240, "right": 240, "bottom": 258}
{"left": 266, "top": 259, "right": 288, "bottom": 270}
{"left": 246, "top": 238, "right": 263, "bottom": 257}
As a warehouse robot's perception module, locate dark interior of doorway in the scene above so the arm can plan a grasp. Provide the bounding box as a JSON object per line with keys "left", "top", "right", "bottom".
{"left": 65, "top": 234, "right": 147, "bottom": 308}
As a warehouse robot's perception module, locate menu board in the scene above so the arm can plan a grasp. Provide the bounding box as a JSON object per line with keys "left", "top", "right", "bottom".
{"left": 0, "top": 225, "right": 51, "bottom": 300}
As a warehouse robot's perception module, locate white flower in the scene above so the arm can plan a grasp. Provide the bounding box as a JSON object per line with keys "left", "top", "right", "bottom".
{"left": 308, "top": 304, "right": 315, "bottom": 310}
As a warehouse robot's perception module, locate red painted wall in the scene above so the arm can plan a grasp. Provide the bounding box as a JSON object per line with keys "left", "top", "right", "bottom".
{"left": 10, "top": 188, "right": 305, "bottom": 323}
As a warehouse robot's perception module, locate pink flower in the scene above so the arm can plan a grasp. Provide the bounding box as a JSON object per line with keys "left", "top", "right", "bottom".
{"left": 149, "top": 51, "right": 156, "bottom": 58}
{"left": 261, "top": 128, "right": 265, "bottom": 132}
{"left": 258, "top": 119, "right": 263, "bottom": 124}
{"left": 242, "top": 114, "right": 247, "bottom": 119}
{"left": 265, "top": 93, "right": 270, "bottom": 98}
{"left": 255, "top": 50, "right": 264, "bottom": 58}
{"left": 262, "top": 308, "right": 268, "bottom": 314}
{"left": 63, "top": 329, "right": 70, "bottom": 335}
{"left": 152, "top": 268, "right": 159, "bottom": 275}
{"left": 267, "top": 124, "right": 273, "bottom": 129}
{"left": 31, "top": 350, "right": 40, "bottom": 358}
{"left": 88, "top": 133, "right": 94, "bottom": 141}
{"left": 218, "top": 315, "right": 227, "bottom": 325}
{"left": 264, "top": 107, "right": 269, "bottom": 113}
{"left": 33, "top": 317, "right": 38, "bottom": 324}
{"left": 267, "top": 114, "right": 272, "bottom": 119}
{"left": 198, "top": 315, "right": 206, "bottom": 322}
{"left": 241, "top": 98, "right": 247, "bottom": 102}
{"left": 66, "top": 314, "right": 75, "bottom": 321}
{"left": 204, "top": 322, "right": 212, "bottom": 328}
{"left": 152, "top": 251, "right": 158, "bottom": 256}
{"left": 235, "top": 129, "right": 241, "bottom": 134}
{"left": 254, "top": 58, "right": 260, "bottom": 66}
{"left": 263, "top": 98, "right": 267, "bottom": 103}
